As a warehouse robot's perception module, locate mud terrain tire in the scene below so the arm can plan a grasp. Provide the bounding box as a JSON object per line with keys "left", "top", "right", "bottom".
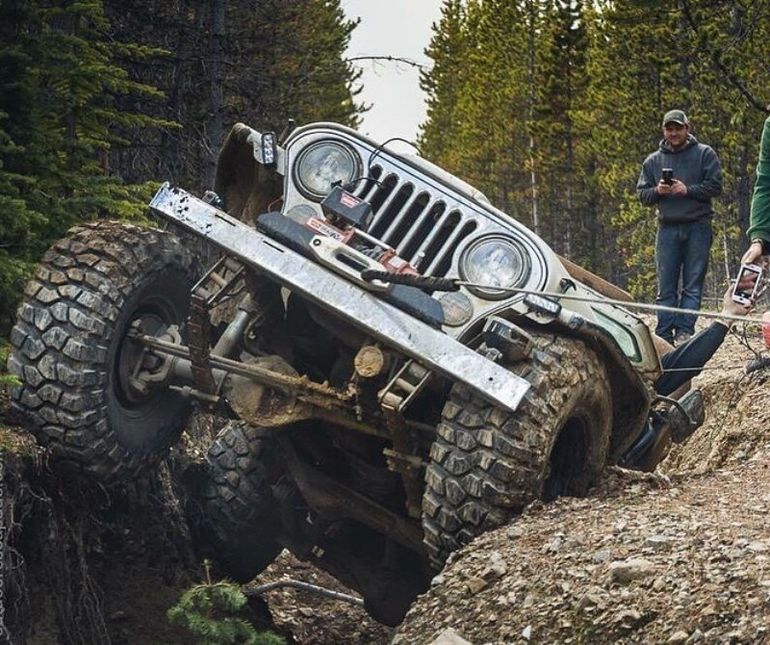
{"left": 198, "top": 421, "right": 282, "bottom": 581}
{"left": 422, "top": 335, "right": 612, "bottom": 568}
{"left": 8, "top": 221, "right": 200, "bottom": 482}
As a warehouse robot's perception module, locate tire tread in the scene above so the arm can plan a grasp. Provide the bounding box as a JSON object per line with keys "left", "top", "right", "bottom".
{"left": 8, "top": 221, "right": 198, "bottom": 482}
{"left": 421, "top": 335, "right": 611, "bottom": 568}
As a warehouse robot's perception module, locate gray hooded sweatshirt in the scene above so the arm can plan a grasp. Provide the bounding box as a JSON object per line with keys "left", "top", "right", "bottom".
{"left": 636, "top": 134, "right": 722, "bottom": 224}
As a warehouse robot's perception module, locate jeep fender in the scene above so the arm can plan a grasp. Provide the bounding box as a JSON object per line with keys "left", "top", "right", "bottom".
{"left": 213, "top": 123, "right": 283, "bottom": 221}
{"left": 543, "top": 317, "right": 652, "bottom": 463}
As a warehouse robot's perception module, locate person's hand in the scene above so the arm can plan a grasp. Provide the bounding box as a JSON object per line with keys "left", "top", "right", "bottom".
{"left": 721, "top": 283, "right": 752, "bottom": 319}
{"left": 669, "top": 179, "right": 688, "bottom": 196}
{"left": 741, "top": 241, "right": 764, "bottom": 264}
{"left": 656, "top": 179, "right": 673, "bottom": 195}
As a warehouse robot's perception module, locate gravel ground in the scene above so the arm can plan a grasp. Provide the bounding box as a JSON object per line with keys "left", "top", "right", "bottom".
{"left": 249, "top": 551, "right": 394, "bottom": 644}
{"left": 395, "top": 457, "right": 770, "bottom": 644}
{"left": 392, "top": 323, "right": 770, "bottom": 644}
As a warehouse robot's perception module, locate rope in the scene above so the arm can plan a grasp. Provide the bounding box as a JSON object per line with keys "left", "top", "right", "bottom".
{"left": 359, "top": 269, "right": 767, "bottom": 325}
{"left": 660, "top": 364, "right": 748, "bottom": 373}
{"left": 508, "top": 286, "right": 764, "bottom": 325}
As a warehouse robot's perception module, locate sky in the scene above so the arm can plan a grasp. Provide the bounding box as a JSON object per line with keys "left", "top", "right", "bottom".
{"left": 340, "top": 0, "right": 445, "bottom": 145}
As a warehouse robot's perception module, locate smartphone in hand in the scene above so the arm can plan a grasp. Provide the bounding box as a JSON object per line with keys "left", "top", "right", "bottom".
{"left": 732, "top": 263, "right": 764, "bottom": 305}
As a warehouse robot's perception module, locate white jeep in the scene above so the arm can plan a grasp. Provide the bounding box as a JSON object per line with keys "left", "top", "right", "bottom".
{"left": 9, "top": 121, "right": 663, "bottom": 624}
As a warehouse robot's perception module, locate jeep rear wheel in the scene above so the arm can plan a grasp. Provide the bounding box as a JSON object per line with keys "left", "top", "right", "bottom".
{"left": 422, "top": 335, "right": 612, "bottom": 569}
{"left": 8, "top": 221, "right": 200, "bottom": 482}
{"left": 197, "top": 421, "right": 282, "bottom": 581}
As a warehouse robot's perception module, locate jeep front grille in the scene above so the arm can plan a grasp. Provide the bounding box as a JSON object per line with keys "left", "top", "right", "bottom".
{"left": 354, "top": 165, "right": 478, "bottom": 277}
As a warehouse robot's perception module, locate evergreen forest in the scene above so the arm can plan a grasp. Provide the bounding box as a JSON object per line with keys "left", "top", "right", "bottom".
{"left": 0, "top": 0, "right": 362, "bottom": 332}
{"left": 419, "top": 0, "right": 770, "bottom": 302}
{"left": 1, "top": 0, "right": 769, "bottom": 334}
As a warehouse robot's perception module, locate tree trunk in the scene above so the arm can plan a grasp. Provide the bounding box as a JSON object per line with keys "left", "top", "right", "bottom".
{"left": 206, "top": 0, "right": 226, "bottom": 189}
{"left": 526, "top": 1, "right": 539, "bottom": 236}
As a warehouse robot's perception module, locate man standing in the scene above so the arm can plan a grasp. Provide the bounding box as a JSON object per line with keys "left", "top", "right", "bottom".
{"left": 637, "top": 109, "right": 723, "bottom": 345}
{"left": 741, "top": 114, "right": 770, "bottom": 265}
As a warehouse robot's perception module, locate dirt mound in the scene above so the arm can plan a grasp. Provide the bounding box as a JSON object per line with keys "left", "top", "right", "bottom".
{"left": 395, "top": 324, "right": 770, "bottom": 644}
{"left": 664, "top": 326, "right": 770, "bottom": 473}
{"left": 0, "top": 403, "right": 390, "bottom": 644}
{"left": 395, "top": 455, "right": 770, "bottom": 643}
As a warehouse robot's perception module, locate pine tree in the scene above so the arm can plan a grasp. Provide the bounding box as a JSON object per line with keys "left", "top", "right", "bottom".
{"left": 0, "top": 0, "right": 169, "bottom": 331}
{"left": 226, "top": 0, "right": 364, "bottom": 133}
{"left": 105, "top": 0, "right": 221, "bottom": 188}
{"left": 167, "top": 569, "right": 283, "bottom": 645}
{"left": 418, "top": 0, "right": 469, "bottom": 163}
{"left": 420, "top": 1, "right": 566, "bottom": 229}
{"left": 530, "top": 0, "right": 592, "bottom": 258}
{"left": 0, "top": 111, "right": 45, "bottom": 332}
{"left": 104, "top": 0, "right": 364, "bottom": 192}
{"left": 449, "top": 0, "right": 532, "bottom": 216}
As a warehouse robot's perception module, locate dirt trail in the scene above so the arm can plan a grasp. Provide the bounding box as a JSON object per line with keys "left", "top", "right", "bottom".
{"left": 395, "top": 325, "right": 770, "bottom": 644}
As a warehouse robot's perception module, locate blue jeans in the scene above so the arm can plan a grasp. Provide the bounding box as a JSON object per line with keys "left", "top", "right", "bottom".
{"left": 655, "top": 219, "right": 712, "bottom": 342}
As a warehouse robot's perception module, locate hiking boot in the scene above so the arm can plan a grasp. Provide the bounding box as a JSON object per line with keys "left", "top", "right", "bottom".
{"left": 674, "top": 330, "right": 692, "bottom": 346}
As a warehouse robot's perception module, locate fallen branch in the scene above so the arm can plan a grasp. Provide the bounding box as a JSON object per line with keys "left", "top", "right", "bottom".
{"left": 243, "top": 579, "right": 364, "bottom": 607}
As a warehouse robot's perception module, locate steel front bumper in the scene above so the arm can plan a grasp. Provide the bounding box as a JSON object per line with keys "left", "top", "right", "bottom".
{"left": 150, "top": 184, "right": 530, "bottom": 411}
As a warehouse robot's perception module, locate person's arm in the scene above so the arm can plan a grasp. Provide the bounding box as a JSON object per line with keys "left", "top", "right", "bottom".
{"left": 747, "top": 116, "right": 770, "bottom": 255}
{"left": 655, "top": 323, "right": 728, "bottom": 396}
{"left": 654, "top": 287, "right": 750, "bottom": 396}
{"left": 686, "top": 146, "right": 723, "bottom": 201}
{"left": 636, "top": 159, "right": 660, "bottom": 205}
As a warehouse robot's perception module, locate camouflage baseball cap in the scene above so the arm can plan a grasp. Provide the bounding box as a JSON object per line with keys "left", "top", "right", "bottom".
{"left": 662, "top": 109, "right": 689, "bottom": 126}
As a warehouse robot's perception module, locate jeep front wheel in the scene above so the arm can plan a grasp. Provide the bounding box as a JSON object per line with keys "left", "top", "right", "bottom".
{"left": 8, "top": 221, "right": 200, "bottom": 482}
{"left": 421, "top": 335, "right": 612, "bottom": 569}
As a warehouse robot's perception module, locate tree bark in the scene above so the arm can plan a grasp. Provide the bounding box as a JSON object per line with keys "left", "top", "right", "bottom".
{"left": 206, "top": 0, "right": 226, "bottom": 189}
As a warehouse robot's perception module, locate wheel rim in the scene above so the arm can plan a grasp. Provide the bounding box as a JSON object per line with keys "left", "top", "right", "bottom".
{"left": 544, "top": 416, "right": 590, "bottom": 501}
{"left": 115, "top": 311, "right": 171, "bottom": 405}
{"left": 106, "top": 268, "right": 194, "bottom": 450}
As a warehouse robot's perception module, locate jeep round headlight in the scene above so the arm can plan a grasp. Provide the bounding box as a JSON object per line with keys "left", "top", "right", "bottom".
{"left": 294, "top": 141, "right": 360, "bottom": 200}
{"left": 460, "top": 236, "right": 531, "bottom": 299}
